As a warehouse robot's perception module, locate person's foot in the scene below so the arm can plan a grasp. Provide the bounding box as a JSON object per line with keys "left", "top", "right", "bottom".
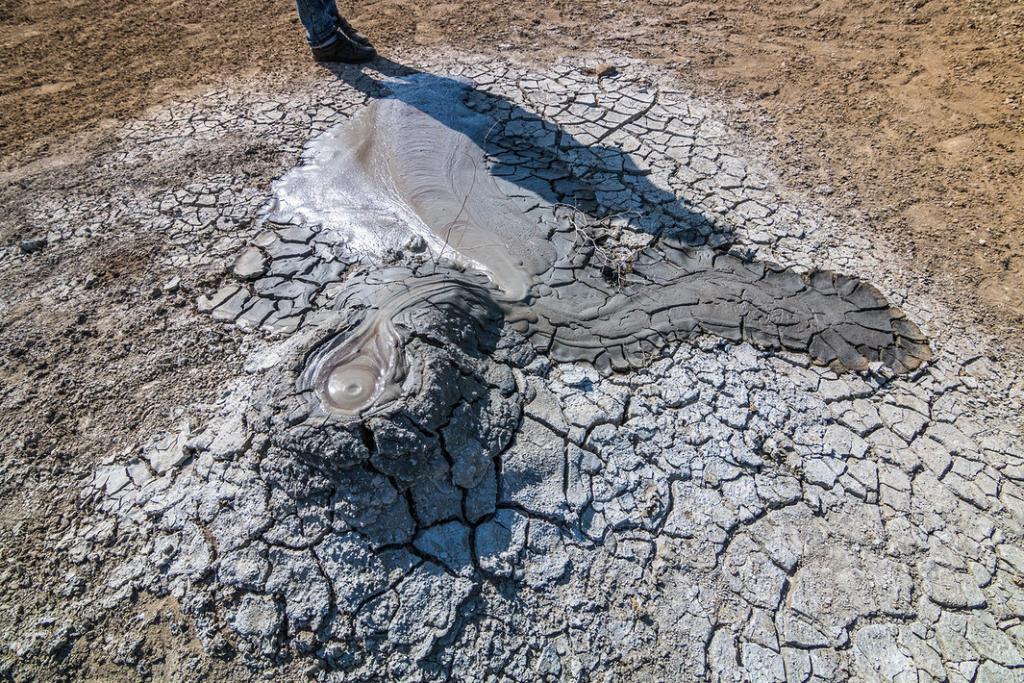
{"left": 311, "top": 30, "right": 376, "bottom": 63}
{"left": 335, "top": 16, "right": 371, "bottom": 46}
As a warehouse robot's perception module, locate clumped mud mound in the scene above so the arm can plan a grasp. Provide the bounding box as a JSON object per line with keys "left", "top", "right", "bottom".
{"left": 2, "top": 56, "right": 1023, "bottom": 682}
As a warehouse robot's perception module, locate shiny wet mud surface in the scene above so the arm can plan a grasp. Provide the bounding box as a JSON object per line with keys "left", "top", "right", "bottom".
{"left": 3, "top": 55, "right": 1023, "bottom": 681}
{"left": 219, "top": 61, "right": 928, "bottom": 423}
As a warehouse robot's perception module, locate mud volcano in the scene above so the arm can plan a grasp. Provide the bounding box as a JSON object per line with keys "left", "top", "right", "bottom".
{"left": 268, "top": 68, "right": 930, "bottom": 420}
{"left": 63, "top": 58, "right": 1024, "bottom": 682}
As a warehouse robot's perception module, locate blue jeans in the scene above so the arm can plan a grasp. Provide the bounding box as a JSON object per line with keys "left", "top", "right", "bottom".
{"left": 295, "top": 0, "right": 341, "bottom": 47}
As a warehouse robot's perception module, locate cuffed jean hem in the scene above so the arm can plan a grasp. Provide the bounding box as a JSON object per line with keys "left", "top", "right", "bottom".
{"left": 309, "top": 32, "right": 338, "bottom": 49}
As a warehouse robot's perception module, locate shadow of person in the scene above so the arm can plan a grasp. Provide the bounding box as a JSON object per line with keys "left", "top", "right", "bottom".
{"left": 288, "top": 54, "right": 929, "bottom": 379}
{"left": 321, "top": 55, "right": 731, "bottom": 250}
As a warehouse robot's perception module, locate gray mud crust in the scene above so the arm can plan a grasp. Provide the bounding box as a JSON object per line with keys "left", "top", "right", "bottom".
{"left": 2, "top": 53, "right": 1023, "bottom": 683}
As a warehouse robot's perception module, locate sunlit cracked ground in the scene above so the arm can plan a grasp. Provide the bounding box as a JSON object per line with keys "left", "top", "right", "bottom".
{"left": 3, "top": 54, "right": 1024, "bottom": 682}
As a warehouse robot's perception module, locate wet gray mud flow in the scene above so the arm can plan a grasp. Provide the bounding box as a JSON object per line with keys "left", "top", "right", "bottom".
{"left": 268, "top": 61, "right": 929, "bottom": 421}
{"left": 66, "top": 56, "right": 1024, "bottom": 683}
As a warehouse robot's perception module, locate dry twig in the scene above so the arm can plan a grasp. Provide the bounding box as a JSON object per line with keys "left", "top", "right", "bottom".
{"left": 559, "top": 204, "right": 646, "bottom": 289}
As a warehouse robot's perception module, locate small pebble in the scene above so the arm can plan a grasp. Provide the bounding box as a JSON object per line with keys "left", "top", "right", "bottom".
{"left": 19, "top": 237, "right": 47, "bottom": 254}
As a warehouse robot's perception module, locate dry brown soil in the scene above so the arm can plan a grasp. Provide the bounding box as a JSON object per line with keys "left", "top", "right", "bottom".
{"left": 2, "top": 0, "right": 1022, "bottom": 324}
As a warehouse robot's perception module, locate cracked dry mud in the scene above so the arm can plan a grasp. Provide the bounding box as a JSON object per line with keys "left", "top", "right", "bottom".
{"left": 4, "top": 54, "right": 1024, "bottom": 682}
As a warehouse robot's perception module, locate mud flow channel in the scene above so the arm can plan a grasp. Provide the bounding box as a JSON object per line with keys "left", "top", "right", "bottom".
{"left": 266, "top": 70, "right": 931, "bottom": 420}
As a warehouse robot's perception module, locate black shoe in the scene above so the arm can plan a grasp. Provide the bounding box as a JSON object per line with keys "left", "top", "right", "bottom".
{"left": 336, "top": 16, "right": 371, "bottom": 46}
{"left": 311, "top": 30, "right": 376, "bottom": 63}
